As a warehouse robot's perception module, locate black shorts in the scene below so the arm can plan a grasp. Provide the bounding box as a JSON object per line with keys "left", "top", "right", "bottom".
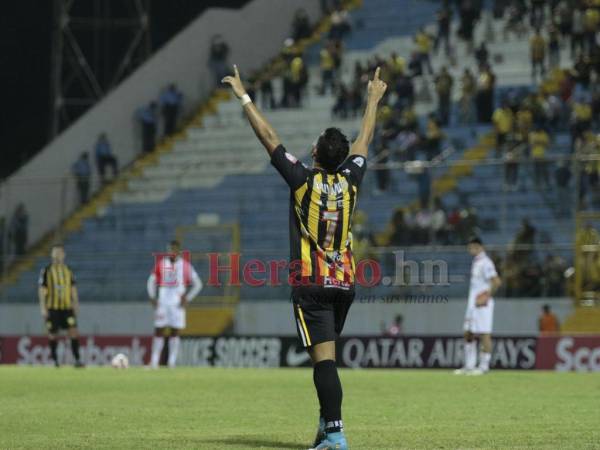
{"left": 46, "top": 309, "right": 77, "bottom": 334}
{"left": 292, "top": 286, "right": 354, "bottom": 348}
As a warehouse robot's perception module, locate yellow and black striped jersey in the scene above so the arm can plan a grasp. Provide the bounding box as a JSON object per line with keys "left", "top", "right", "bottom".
{"left": 38, "top": 263, "right": 76, "bottom": 310}
{"left": 271, "top": 145, "right": 366, "bottom": 290}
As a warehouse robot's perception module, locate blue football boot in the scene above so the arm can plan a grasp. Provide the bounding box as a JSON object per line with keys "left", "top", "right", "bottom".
{"left": 311, "top": 431, "right": 348, "bottom": 450}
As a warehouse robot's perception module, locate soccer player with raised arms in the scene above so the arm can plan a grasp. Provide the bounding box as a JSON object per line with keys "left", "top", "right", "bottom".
{"left": 222, "top": 65, "right": 386, "bottom": 450}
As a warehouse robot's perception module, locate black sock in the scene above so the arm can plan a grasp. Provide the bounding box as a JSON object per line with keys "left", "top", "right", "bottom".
{"left": 313, "top": 359, "right": 343, "bottom": 433}
{"left": 49, "top": 340, "right": 58, "bottom": 365}
{"left": 71, "top": 338, "right": 81, "bottom": 362}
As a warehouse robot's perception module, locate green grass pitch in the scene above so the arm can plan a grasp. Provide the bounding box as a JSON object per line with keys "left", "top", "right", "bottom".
{"left": 1, "top": 367, "right": 599, "bottom": 449}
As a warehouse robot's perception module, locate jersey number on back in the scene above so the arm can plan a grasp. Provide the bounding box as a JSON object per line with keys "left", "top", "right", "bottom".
{"left": 321, "top": 210, "right": 340, "bottom": 249}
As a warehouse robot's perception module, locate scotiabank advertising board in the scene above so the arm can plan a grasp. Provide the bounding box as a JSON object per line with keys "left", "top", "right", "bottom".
{"left": 1, "top": 335, "right": 598, "bottom": 371}
{"left": 0, "top": 336, "right": 152, "bottom": 366}
{"left": 535, "top": 335, "right": 600, "bottom": 371}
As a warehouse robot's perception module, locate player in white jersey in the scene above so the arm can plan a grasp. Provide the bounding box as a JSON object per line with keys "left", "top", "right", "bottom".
{"left": 455, "top": 236, "right": 501, "bottom": 375}
{"left": 147, "top": 240, "right": 202, "bottom": 368}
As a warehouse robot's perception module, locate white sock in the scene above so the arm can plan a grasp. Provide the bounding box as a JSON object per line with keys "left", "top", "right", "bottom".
{"left": 479, "top": 352, "right": 491, "bottom": 371}
{"left": 464, "top": 341, "right": 477, "bottom": 370}
{"left": 150, "top": 336, "right": 165, "bottom": 368}
{"left": 168, "top": 336, "right": 180, "bottom": 368}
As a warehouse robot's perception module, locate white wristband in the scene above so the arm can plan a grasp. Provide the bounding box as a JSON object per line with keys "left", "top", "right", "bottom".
{"left": 240, "top": 94, "right": 252, "bottom": 106}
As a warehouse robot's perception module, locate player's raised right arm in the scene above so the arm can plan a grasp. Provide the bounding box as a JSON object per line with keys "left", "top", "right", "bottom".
{"left": 221, "top": 65, "right": 281, "bottom": 155}
{"left": 350, "top": 67, "right": 387, "bottom": 158}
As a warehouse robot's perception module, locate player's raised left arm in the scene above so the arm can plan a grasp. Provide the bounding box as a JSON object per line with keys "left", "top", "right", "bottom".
{"left": 350, "top": 67, "right": 387, "bottom": 158}
{"left": 221, "top": 65, "right": 281, "bottom": 155}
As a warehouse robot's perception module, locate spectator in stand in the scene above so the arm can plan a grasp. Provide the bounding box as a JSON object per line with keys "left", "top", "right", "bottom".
{"left": 476, "top": 64, "right": 496, "bottom": 123}
{"left": 513, "top": 218, "right": 537, "bottom": 261}
{"left": 414, "top": 208, "right": 433, "bottom": 244}
{"left": 434, "top": 66, "right": 454, "bottom": 126}
{"left": 492, "top": 101, "right": 514, "bottom": 154}
{"left": 538, "top": 304, "right": 560, "bottom": 334}
{"left": 460, "top": 68, "right": 477, "bottom": 124}
{"left": 395, "top": 129, "right": 420, "bottom": 162}
{"left": 137, "top": 101, "right": 158, "bottom": 153}
{"left": 416, "top": 165, "right": 431, "bottom": 209}
{"left": 408, "top": 51, "right": 423, "bottom": 78}
{"left": 94, "top": 133, "right": 118, "bottom": 184}
{"left": 548, "top": 23, "right": 561, "bottom": 69}
{"left": 576, "top": 131, "right": 600, "bottom": 209}
{"left": 555, "top": 160, "right": 572, "bottom": 216}
{"left": 424, "top": 113, "right": 444, "bottom": 160}
{"left": 319, "top": 42, "right": 335, "bottom": 95}
{"left": 543, "top": 256, "right": 567, "bottom": 297}
{"left": 289, "top": 54, "right": 307, "bottom": 108}
{"left": 329, "top": 6, "right": 351, "bottom": 40}
{"left": 530, "top": 28, "right": 546, "bottom": 82}
{"left": 529, "top": 124, "right": 551, "bottom": 189}
{"left": 458, "top": 0, "right": 478, "bottom": 53}
{"left": 414, "top": 27, "right": 433, "bottom": 75}
{"left": 9, "top": 203, "right": 28, "bottom": 257}
{"left": 395, "top": 73, "right": 415, "bottom": 110}
{"left": 72, "top": 152, "right": 91, "bottom": 205}
{"left": 399, "top": 106, "right": 419, "bottom": 132}
{"left": 515, "top": 105, "right": 533, "bottom": 141}
{"left": 555, "top": 1, "right": 573, "bottom": 43}
{"left": 349, "top": 82, "right": 363, "bottom": 118}
{"left": 259, "top": 73, "right": 275, "bottom": 110}
{"left": 571, "top": 7, "right": 585, "bottom": 57}
{"left": 389, "top": 52, "right": 406, "bottom": 82}
{"left": 572, "top": 53, "right": 592, "bottom": 89}
{"left": 434, "top": 3, "right": 453, "bottom": 56}
{"left": 209, "top": 35, "right": 229, "bottom": 88}
{"left": 571, "top": 95, "right": 592, "bottom": 151}
{"left": 504, "top": 141, "right": 521, "bottom": 191}
{"left": 503, "top": 2, "right": 527, "bottom": 40}
{"left": 382, "top": 314, "right": 404, "bottom": 336}
{"left": 159, "top": 84, "right": 183, "bottom": 137}
{"left": 388, "top": 209, "right": 411, "bottom": 247}
{"left": 372, "top": 107, "right": 393, "bottom": 194}
{"left": 292, "top": 9, "right": 312, "bottom": 41}
{"left": 584, "top": 5, "right": 600, "bottom": 54}
{"left": 332, "top": 83, "right": 350, "bottom": 119}
{"left": 432, "top": 197, "right": 448, "bottom": 244}
{"left": 474, "top": 42, "right": 489, "bottom": 67}
{"left": 330, "top": 38, "right": 345, "bottom": 82}
{"left": 530, "top": 0, "right": 545, "bottom": 28}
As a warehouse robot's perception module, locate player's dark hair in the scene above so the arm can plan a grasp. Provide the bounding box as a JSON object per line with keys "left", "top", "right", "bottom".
{"left": 315, "top": 128, "right": 350, "bottom": 172}
{"left": 170, "top": 240, "right": 181, "bottom": 249}
{"left": 468, "top": 236, "right": 483, "bottom": 245}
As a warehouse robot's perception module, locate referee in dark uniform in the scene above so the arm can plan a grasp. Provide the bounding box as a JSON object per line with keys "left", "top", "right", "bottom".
{"left": 223, "top": 65, "right": 386, "bottom": 450}
{"left": 38, "top": 244, "right": 84, "bottom": 367}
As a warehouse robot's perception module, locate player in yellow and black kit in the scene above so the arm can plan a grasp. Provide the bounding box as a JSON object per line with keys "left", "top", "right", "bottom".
{"left": 223, "top": 65, "right": 386, "bottom": 450}
{"left": 38, "top": 244, "right": 84, "bottom": 367}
